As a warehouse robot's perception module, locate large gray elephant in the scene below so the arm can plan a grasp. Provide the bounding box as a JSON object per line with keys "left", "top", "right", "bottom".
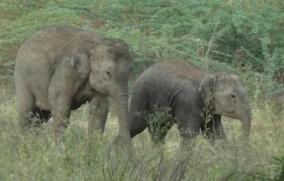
{"left": 15, "top": 26, "right": 133, "bottom": 143}
{"left": 129, "top": 60, "right": 251, "bottom": 147}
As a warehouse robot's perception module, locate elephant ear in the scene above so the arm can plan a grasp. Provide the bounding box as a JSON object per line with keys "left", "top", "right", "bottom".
{"left": 70, "top": 46, "right": 92, "bottom": 78}
{"left": 199, "top": 74, "right": 216, "bottom": 107}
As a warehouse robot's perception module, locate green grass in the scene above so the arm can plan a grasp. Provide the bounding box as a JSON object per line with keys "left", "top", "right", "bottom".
{"left": 1, "top": 0, "right": 283, "bottom": 84}
{"left": 0, "top": 88, "right": 283, "bottom": 180}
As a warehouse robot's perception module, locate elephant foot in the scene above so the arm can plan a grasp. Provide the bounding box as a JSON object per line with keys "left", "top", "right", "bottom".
{"left": 179, "top": 137, "right": 197, "bottom": 161}
{"left": 52, "top": 120, "right": 68, "bottom": 142}
{"left": 112, "top": 134, "right": 133, "bottom": 157}
{"left": 113, "top": 131, "right": 132, "bottom": 144}
{"left": 113, "top": 135, "right": 131, "bottom": 147}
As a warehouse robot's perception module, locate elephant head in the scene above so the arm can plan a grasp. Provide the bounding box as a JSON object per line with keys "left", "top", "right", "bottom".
{"left": 64, "top": 37, "right": 133, "bottom": 140}
{"left": 89, "top": 38, "right": 133, "bottom": 138}
{"left": 88, "top": 38, "right": 133, "bottom": 96}
{"left": 199, "top": 73, "right": 251, "bottom": 139}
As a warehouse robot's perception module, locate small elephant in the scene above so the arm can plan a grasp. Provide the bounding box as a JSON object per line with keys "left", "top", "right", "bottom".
{"left": 15, "top": 26, "right": 133, "bottom": 142}
{"left": 129, "top": 60, "right": 251, "bottom": 147}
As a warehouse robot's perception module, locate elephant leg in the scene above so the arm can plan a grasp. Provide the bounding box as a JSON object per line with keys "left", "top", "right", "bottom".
{"left": 16, "top": 85, "right": 35, "bottom": 131}
{"left": 88, "top": 94, "right": 109, "bottom": 137}
{"left": 178, "top": 124, "right": 200, "bottom": 151}
{"left": 175, "top": 107, "right": 201, "bottom": 156}
{"left": 202, "top": 114, "right": 227, "bottom": 145}
{"left": 129, "top": 112, "right": 148, "bottom": 138}
{"left": 129, "top": 91, "right": 151, "bottom": 139}
{"left": 178, "top": 123, "right": 200, "bottom": 160}
{"left": 49, "top": 94, "right": 71, "bottom": 139}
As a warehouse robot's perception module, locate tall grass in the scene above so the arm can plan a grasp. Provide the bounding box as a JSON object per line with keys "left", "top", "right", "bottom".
{"left": 0, "top": 87, "right": 283, "bottom": 180}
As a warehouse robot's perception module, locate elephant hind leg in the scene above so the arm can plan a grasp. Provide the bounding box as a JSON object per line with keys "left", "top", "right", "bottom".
{"left": 16, "top": 84, "right": 36, "bottom": 131}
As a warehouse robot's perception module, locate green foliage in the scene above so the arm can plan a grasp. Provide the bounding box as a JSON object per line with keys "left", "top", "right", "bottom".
{"left": 1, "top": 0, "right": 283, "bottom": 85}
{"left": 0, "top": 0, "right": 93, "bottom": 81}
{"left": 145, "top": 106, "right": 174, "bottom": 143}
{"left": 273, "top": 157, "right": 284, "bottom": 181}
{"left": 255, "top": 156, "right": 284, "bottom": 181}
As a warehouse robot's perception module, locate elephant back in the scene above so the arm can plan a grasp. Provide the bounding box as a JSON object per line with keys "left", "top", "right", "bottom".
{"left": 153, "top": 60, "right": 204, "bottom": 81}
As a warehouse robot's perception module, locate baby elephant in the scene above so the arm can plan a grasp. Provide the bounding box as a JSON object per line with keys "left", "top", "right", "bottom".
{"left": 15, "top": 26, "right": 133, "bottom": 142}
{"left": 129, "top": 60, "right": 251, "bottom": 147}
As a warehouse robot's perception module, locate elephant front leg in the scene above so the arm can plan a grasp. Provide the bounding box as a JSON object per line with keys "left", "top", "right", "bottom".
{"left": 175, "top": 109, "right": 200, "bottom": 158}
{"left": 50, "top": 95, "right": 71, "bottom": 139}
{"left": 16, "top": 83, "right": 36, "bottom": 131}
{"left": 178, "top": 126, "right": 199, "bottom": 154}
{"left": 203, "top": 114, "right": 227, "bottom": 145}
{"left": 88, "top": 94, "right": 109, "bottom": 137}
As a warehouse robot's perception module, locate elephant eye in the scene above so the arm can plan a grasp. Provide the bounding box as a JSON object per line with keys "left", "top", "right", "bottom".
{"left": 104, "top": 71, "right": 112, "bottom": 80}
{"left": 231, "top": 94, "right": 237, "bottom": 99}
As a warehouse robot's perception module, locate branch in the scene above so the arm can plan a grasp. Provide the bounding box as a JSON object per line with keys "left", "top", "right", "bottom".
{"left": 205, "top": 16, "right": 220, "bottom": 72}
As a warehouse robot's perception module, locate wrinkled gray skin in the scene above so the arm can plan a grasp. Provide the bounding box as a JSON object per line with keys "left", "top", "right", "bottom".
{"left": 15, "top": 26, "right": 133, "bottom": 143}
{"left": 129, "top": 60, "right": 251, "bottom": 147}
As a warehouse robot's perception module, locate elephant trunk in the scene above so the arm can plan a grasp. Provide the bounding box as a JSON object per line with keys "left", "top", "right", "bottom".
{"left": 238, "top": 104, "right": 251, "bottom": 139}
{"left": 113, "top": 81, "right": 131, "bottom": 143}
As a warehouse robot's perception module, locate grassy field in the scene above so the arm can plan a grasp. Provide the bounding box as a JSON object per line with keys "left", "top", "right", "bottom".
{"left": 0, "top": 84, "right": 283, "bottom": 180}
{"left": 0, "top": 0, "right": 284, "bottom": 180}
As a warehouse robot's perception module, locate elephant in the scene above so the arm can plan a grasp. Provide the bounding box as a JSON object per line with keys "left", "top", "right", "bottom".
{"left": 128, "top": 60, "right": 251, "bottom": 147}
{"left": 14, "top": 26, "right": 133, "bottom": 143}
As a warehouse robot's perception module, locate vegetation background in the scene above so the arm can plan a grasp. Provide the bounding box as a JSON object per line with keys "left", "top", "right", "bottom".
{"left": 0, "top": 0, "right": 283, "bottom": 180}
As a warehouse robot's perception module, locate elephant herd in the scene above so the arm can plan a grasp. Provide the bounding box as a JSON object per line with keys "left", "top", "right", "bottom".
{"left": 14, "top": 26, "right": 251, "bottom": 151}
